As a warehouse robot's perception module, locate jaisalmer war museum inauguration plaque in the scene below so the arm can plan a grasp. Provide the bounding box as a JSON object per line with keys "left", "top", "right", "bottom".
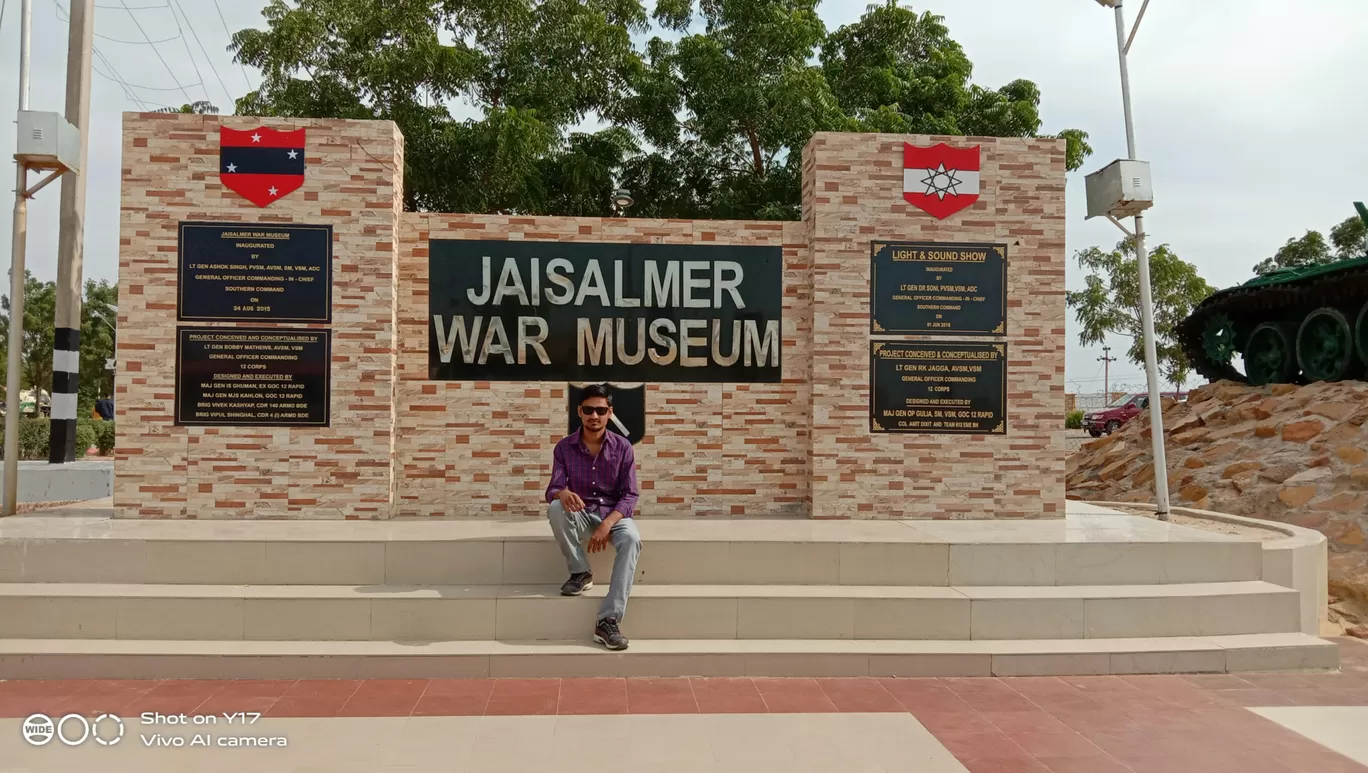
{"left": 869, "top": 341, "right": 1007, "bottom": 435}
{"left": 429, "top": 240, "right": 783, "bottom": 382}
{"left": 870, "top": 241, "right": 1007, "bottom": 336}
{"left": 175, "top": 327, "right": 331, "bottom": 427}
{"left": 178, "top": 222, "right": 333, "bottom": 323}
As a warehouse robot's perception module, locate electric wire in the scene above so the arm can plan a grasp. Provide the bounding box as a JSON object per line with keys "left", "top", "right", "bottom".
{"left": 116, "top": 0, "right": 193, "bottom": 103}
{"left": 170, "top": 0, "right": 233, "bottom": 108}
{"left": 211, "top": 0, "right": 253, "bottom": 91}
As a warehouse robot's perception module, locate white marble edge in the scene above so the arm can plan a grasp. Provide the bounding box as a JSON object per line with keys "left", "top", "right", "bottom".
{"left": 0, "top": 502, "right": 1251, "bottom": 545}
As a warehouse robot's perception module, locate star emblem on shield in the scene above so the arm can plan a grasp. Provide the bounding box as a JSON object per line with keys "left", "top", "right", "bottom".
{"left": 903, "top": 142, "right": 981, "bottom": 219}
{"left": 219, "top": 126, "right": 306, "bottom": 207}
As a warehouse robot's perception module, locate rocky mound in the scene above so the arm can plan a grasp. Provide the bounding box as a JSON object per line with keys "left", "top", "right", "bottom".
{"left": 1067, "top": 379, "right": 1368, "bottom": 610}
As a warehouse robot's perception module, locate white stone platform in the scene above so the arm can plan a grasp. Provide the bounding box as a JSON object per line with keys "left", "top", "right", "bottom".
{"left": 0, "top": 501, "right": 1335, "bottom": 678}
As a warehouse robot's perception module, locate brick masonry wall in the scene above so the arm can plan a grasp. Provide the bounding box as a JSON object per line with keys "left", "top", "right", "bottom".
{"left": 396, "top": 215, "right": 811, "bottom": 517}
{"left": 114, "top": 113, "right": 404, "bottom": 519}
{"left": 115, "top": 119, "right": 1063, "bottom": 519}
{"left": 805, "top": 133, "right": 1067, "bottom": 519}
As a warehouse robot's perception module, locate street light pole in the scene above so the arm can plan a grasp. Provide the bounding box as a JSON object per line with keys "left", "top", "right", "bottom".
{"left": 1104, "top": 0, "right": 1170, "bottom": 518}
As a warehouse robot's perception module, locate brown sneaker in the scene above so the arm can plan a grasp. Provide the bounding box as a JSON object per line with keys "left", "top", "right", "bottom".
{"left": 593, "top": 618, "right": 629, "bottom": 650}
{"left": 560, "top": 572, "right": 593, "bottom": 596}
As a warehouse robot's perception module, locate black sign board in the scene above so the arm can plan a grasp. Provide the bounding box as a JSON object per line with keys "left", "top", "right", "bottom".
{"left": 870, "top": 241, "right": 1007, "bottom": 336}
{"left": 567, "top": 383, "right": 646, "bottom": 445}
{"left": 869, "top": 341, "right": 1007, "bottom": 435}
{"left": 175, "top": 327, "right": 331, "bottom": 427}
{"left": 178, "top": 222, "right": 332, "bottom": 323}
{"left": 429, "top": 240, "right": 783, "bottom": 383}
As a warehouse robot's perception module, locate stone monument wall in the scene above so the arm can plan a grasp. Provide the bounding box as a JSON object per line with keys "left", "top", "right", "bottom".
{"left": 114, "top": 113, "right": 1065, "bottom": 520}
{"left": 805, "top": 133, "right": 1067, "bottom": 519}
{"left": 114, "top": 113, "right": 404, "bottom": 519}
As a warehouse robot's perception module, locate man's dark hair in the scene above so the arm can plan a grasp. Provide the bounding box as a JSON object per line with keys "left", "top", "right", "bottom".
{"left": 579, "top": 383, "right": 613, "bottom": 406}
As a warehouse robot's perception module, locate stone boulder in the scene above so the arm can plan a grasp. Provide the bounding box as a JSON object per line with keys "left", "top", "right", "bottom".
{"left": 1067, "top": 379, "right": 1368, "bottom": 607}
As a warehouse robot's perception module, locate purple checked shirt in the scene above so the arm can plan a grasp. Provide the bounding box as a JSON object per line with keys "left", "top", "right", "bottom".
{"left": 545, "top": 430, "right": 639, "bottom": 518}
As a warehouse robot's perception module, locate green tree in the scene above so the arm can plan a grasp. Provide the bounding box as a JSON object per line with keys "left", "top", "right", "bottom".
{"left": 153, "top": 101, "right": 220, "bottom": 114}
{"left": 230, "top": 0, "right": 1092, "bottom": 219}
{"left": 232, "top": 0, "right": 646, "bottom": 215}
{"left": 1253, "top": 230, "right": 1331, "bottom": 275}
{"left": 79, "top": 280, "right": 118, "bottom": 411}
{"left": 1067, "top": 239, "right": 1214, "bottom": 386}
{"left": 820, "top": 3, "right": 1091, "bottom": 170}
{"left": 1329, "top": 214, "right": 1367, "bottom": 259}
{"left": 1253, "top": 213, "right": 1367, "bottom": 275}
{"left": 0, "top": 272, "right": 57, "bottom": 399}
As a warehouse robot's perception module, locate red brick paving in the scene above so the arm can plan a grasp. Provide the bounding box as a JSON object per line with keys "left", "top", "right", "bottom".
{"left": 1, "top": 638, "right": 1365, "bottom": 772}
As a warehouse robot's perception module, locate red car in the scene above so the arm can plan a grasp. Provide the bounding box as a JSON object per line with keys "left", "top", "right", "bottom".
{"left": 1083, "top": 393, "right": 1150, "bottom": 437}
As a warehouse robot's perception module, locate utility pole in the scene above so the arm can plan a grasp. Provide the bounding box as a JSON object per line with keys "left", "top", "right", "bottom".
{"left": 4, "top": 0, "right": 35, "bottom": 515}
{"left": 1098, "top": 345, "right": 1116, "bottom": 401}
{"left": 49, "top": 0, "right": 95, "bottom": 462}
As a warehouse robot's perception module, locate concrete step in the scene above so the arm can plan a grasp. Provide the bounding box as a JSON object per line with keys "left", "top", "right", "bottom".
{"left": 0, "top": 633, "right": 1336, "bottom": 679}
{"left": 0, "top": 520, "right": 1265, "bottom": 587}
{"left": 0, "top": 581, "right": 1301, "bottom": 642}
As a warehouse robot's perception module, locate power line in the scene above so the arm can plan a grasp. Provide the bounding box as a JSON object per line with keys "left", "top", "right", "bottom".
{"left": 116, "top": 0, "right": 193, "bottom": 104}
{"left": 170, "top": 0, "right": 233, "bottom": 108}
{"left": 95, "top": 30, "right": 176, "bottom": 44}
{"left": 211, "top": 0, "right": 253, "bottom": 91}
{"left": 50, "top": 0, "right": 199, "bottom": 108}
{"left": 162, "top": 0, "right": 209, "bottom": 103}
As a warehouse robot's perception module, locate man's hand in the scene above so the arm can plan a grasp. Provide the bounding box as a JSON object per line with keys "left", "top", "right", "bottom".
{"left": 557, "top": 489, "right": 586, "bottom": 513}
{"left": 588, "top": 512, "right": 623, "bottom": 553}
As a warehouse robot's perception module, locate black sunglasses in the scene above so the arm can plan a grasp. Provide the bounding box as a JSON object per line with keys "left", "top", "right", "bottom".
{"left": 579, "top": 405, "right": 610, "bottom": 416}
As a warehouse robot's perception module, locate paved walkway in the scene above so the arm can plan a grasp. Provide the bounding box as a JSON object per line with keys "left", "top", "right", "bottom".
{"left": 1, "top": 638, "right": 1365, "bottom": 773}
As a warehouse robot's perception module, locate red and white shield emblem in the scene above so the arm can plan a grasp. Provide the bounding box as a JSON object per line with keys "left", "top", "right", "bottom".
{"left": 219, "top": 126, "right": 306, "bottom": 207}
{"left": 903, "top": 142, "right": 981, "bottom": 219}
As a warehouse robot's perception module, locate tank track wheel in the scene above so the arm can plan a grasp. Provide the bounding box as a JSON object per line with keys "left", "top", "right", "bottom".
{"left": 1297, "top": 307, "right": 1357, "bottom": 382}
{"left": 1356, "top": 301, "right": 1368, "bottom": 370}
{"left": 1245, "top": 322, "right": 1297, "bottom": 386}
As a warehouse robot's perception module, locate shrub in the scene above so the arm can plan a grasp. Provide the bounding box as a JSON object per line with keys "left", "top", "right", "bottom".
{"left": 93, "top": 421, "right": 116, "bottom": 456}
{"left": 1066, "top": 410, "right": 1084, "bottom": 430}
{"left": 75, "top": 422, "right": 97, "bottom": 459}
{"left": 0, "top": 418, "right": 52, "bottom": 460}
{"left": 0, "top": 419, "right": 112, "bottom": 459}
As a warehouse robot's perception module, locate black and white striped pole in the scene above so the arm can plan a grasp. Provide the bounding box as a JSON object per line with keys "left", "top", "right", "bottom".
{"left": 47, "top": 0, "right": 94, "bottom": 464}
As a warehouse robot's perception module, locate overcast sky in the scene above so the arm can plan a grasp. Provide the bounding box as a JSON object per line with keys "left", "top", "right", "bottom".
{"left": 1, "top": 0, "right": 1365, "bottom": 395}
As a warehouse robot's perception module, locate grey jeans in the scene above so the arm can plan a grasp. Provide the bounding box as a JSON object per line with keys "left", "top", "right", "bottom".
{"left": 546, "top": 500, "right": 642, "bottom": 623}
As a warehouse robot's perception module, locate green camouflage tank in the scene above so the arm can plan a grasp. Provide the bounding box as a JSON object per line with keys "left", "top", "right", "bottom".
{"left": 1177, "top": 203, "right": 1368, "bottom": 385}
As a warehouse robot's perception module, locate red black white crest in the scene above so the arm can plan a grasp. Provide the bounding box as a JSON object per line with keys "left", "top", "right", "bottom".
{"left": 220, "top": 126, "right": 305, "bottom": 207}
{"left": 903, "top": 142, "right": 981, "bottom": 220}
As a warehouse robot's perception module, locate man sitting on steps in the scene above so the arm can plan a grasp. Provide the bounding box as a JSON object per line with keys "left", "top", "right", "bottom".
{"left": 545, "top": 383, "right": 642, "bottom": 651}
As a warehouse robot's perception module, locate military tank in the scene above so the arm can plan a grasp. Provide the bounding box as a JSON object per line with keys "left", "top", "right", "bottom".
{"left": 1177, "top": 203, "right": 1368, "bottom": 385}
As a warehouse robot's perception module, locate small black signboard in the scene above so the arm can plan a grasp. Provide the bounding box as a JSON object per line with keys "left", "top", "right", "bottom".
{"left": 175, "top": 327, "right": 331, "bottom": 427}
{"left": 178, "top": 222, "right": 332, "bottom": 323}
{"left": 870, "top": 241, "right": 1007, "bottom": 336}
{"left": 869, "top": 341, "right": 1007, "bottom": 435}
{"left": 567, "top": 383, "right": 646, "bottom": 445}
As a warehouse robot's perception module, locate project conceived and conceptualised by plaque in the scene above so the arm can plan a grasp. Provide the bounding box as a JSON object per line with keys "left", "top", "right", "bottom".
{"left": 869, "top": 341, "right": 1007, "bottom": 435}
{"left": 178, "top": 221, "right": 333, "bottom": 322}
{"left": 870, "top": 241, "right": 1007, "bottom": 335}
{"left": 175, "top": 327, "right": 331, "bottom": 427}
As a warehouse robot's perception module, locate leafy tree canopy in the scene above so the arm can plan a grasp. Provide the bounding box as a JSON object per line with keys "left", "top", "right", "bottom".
{"left": 1066, "top": 239, "right": 1214, "bottom": 386}
{"left": 231, "top": 0, "right": 1090, "bottom": 218}
{"left": 1253, "top": 214, "right": 1367, "bottom": 275}
{"left": 0, "top": 276, "right": 117, "bottom": 412}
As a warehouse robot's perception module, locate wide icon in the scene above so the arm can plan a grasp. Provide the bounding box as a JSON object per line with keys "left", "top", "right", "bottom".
{"left": 903, "top": 142, "right": 981, "bottom": 220}
{"left": 219, "top": 126, "right": 306, "bottom": 207}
